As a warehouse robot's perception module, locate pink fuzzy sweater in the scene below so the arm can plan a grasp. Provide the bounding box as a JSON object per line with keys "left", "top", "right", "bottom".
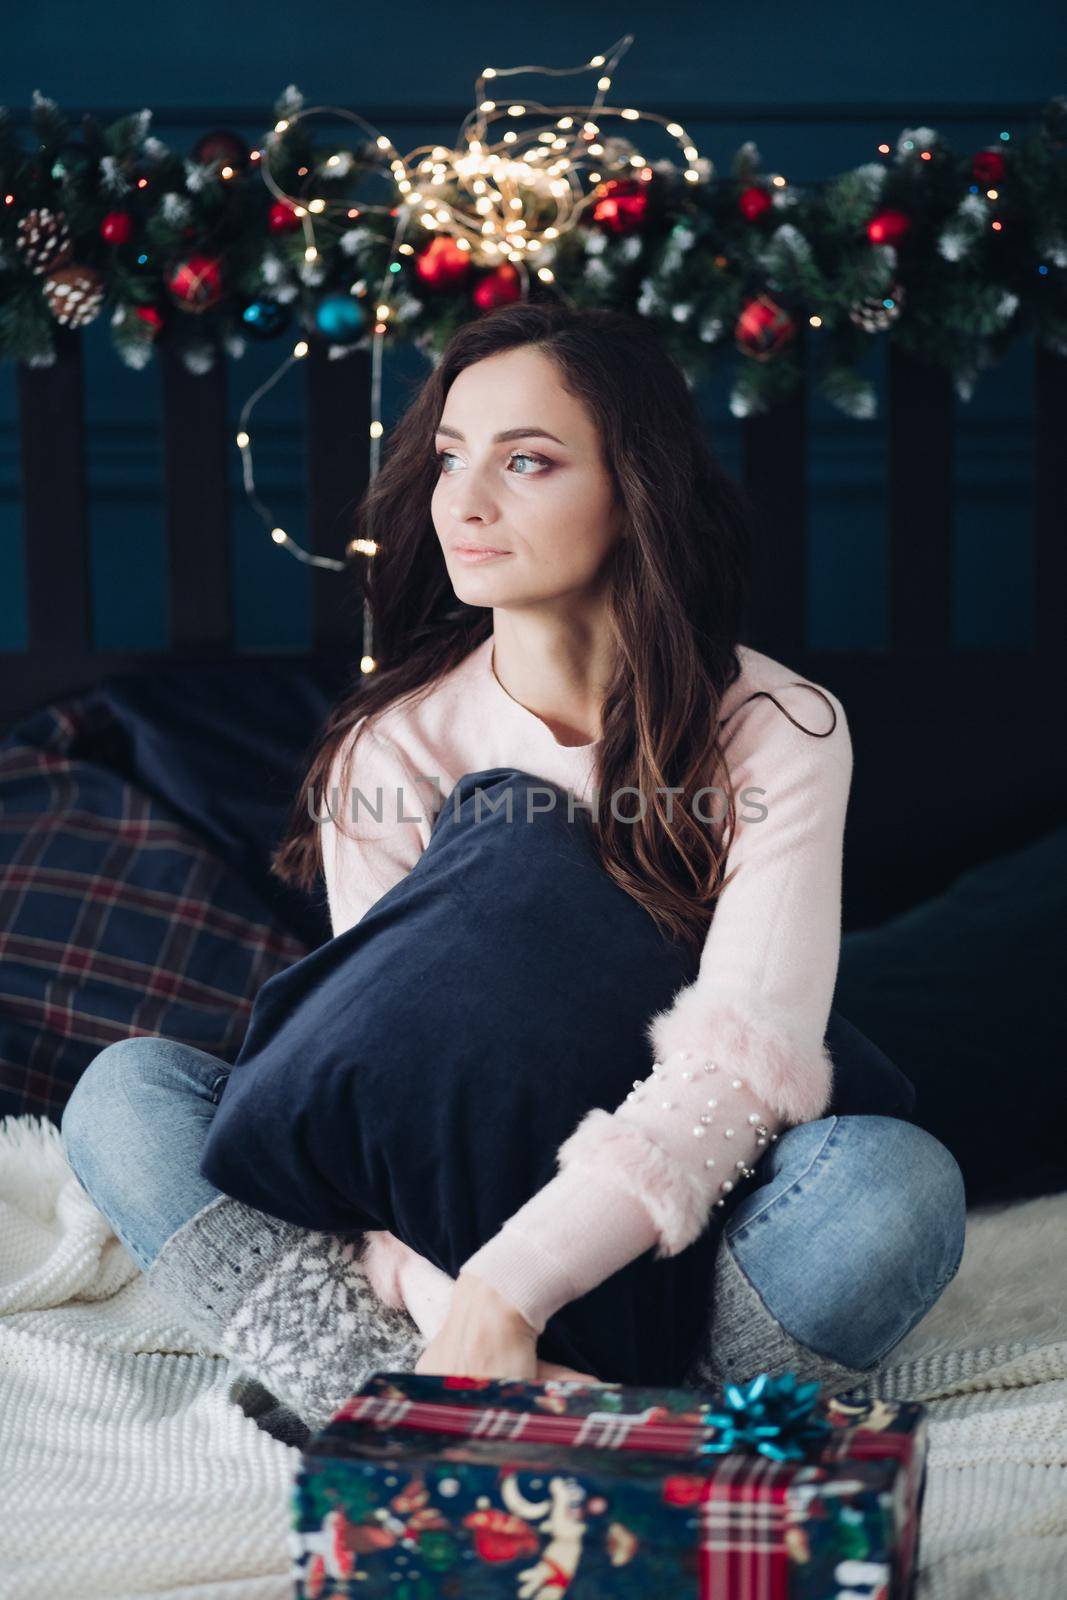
{"left": 319, "top": 632, "right": 852, "bottom": 1344}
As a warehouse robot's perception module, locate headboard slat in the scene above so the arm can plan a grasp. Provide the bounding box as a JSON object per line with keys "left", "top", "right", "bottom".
{"left": 888, "top": 346, "right": 953, "bottom": 651}
{"left": 17, "top": 326, "right": 92, "bottom": 656}
{"left": 160, "top": 340, "right": 232, "bottom": 651}
{"left": 740, "top": 324, "right": 807, "bottom": 657}
{"left": 1034, "top": 342, "right": 1067, "bottom": 662}
{"left": 305, "top": 342, "right": 371, "bottom": 654}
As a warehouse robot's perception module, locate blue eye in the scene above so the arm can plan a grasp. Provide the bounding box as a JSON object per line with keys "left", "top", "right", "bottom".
{"left": 435, "top": 449, "right": 548, "bottom": 475}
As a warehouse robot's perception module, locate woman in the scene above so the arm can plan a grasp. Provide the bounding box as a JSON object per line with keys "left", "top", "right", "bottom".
{"left": 61, "top": 301, "right": 966, "bottom": 1437}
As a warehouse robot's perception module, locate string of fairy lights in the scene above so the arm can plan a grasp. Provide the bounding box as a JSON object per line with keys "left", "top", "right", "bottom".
{"left": 233, "top": 33, "right": 712, "bottom": 675}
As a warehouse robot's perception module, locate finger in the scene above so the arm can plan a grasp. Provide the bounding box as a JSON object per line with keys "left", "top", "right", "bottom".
{"left": 536, "top": 1359, "right": 602, "bottom": 1383}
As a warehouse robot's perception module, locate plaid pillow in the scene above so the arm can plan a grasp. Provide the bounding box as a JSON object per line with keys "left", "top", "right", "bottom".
{"left": 0, "top": 690, "right": 310, "bottom": 1123}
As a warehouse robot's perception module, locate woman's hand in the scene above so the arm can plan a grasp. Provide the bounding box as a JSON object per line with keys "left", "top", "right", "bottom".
{"left": 412, "top": 1267, "right": 601, "bottom": 1382}
{"left": 415, "top": 1270, "right": 539, "bottom": 1379}
{"left": 412, "top": 1270, "right": 602, "bottom": 1385}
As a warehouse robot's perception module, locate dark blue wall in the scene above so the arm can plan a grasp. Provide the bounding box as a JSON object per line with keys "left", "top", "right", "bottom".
{"left": 2, "top": 1, "right": 1061, "bottom": 655}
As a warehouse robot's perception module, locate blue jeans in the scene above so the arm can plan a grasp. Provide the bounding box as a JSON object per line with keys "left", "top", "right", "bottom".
{"left": 62, "top": 1035, "right": 966, "bottom": 1374}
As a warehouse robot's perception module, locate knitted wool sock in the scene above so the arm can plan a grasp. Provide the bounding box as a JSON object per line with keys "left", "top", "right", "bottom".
{"left": 683, "top": 1231, "right": 875, "bottom": 1401}
{"left": 146, "top": 1193, "right": 427, "bottom": 1436}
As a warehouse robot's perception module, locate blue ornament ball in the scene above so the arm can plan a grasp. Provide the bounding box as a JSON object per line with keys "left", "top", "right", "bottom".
{"left": 241, "top": 298, "right": 291, "bottom": 340}
{"left": 314, "top": 294, "right": 366, "bottom": 344}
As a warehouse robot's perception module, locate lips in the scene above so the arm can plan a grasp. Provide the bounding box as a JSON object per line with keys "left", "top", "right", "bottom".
{"left": 452, "top": 544, "right": 509, "bottom": 555}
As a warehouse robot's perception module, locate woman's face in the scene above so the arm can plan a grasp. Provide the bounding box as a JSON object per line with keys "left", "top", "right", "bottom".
{"left": 430, "top": 345, "right": 625, "bottom": 611}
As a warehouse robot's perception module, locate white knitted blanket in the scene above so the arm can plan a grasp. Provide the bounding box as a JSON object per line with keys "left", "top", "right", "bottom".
{"left": 1, "top": 1114, "right": 1065, "bottom": 1600}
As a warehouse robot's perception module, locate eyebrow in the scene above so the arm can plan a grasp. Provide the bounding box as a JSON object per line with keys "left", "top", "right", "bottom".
{"left": 434, "top": 424, "right": 566, "bottom": 446}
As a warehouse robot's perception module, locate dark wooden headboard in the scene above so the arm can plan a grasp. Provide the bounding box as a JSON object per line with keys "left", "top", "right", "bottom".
{"left": 6, "top": 325, "right": 1066, "bottom": 931}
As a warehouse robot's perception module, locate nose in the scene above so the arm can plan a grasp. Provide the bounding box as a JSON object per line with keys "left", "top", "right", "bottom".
{"left": 443, "top": 460, "right": 500, "bottom": 526}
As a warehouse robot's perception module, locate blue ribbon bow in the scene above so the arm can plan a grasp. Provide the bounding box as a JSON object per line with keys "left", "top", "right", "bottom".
{"left": 695, "top": 1370, "right": 833, "bottom": 1463}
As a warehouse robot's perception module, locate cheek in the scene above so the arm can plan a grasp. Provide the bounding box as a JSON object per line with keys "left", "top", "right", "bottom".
{"left": 557, "top": 485, "right": 620, "bottom": 563}
{"left": 430, "top": 479, "right": 449, "bottom": 532}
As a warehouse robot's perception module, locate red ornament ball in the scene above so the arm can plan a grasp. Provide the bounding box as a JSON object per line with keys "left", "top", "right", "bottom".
{"left": 267, "top": 200, "right": 302, "bottom": 235}
{"left": 972, "top": 149, "right": 1007, "bottom": 186}
{"left": 735, "top": 294, "right": 796, "bottom": 359}
{"left": 738, "top": 185, "right": 773, "bottom": 222}
{"left": 866, "top": 208, "right": 912, "bottom": 246}
{"left": 191, "top": 129, "right": 250, "bottom": 173}
{"left": 100, "top": 211, "right": 134, "bottom": 246}
{"left": 414, "top": 235, "right": 471, "bottom": 290}
{"left": 135, "top": 305, "right": 164, "bottom": 334}
{"left": 473, "top": 262, "right": 522, "bottom": 312}
{"left": 591, "top": 178, "right": 649, "bottom": 235}
{"left": 165, "top": 253, "right": 225, "bottom": 313}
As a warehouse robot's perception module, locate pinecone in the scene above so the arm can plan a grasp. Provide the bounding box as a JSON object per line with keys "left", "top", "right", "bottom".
{"left": 42, "top": 263, "right": 106, "bottom": 328}
{"left": 16, "top": 206, "right": 74, "bottom": 276}
{"left": 848, "top": 282, "right": 905, "bottom": 333}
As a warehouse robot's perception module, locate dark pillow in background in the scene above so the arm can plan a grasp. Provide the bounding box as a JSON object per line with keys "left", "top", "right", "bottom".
{"left": 835, "top": 824, "right": 1067, "bottom": 1205}
{"left": 0, "top": 661, "right": 346, "bottom": 1123}
{"left": 99, "top": 657, "right": 352, "bottom": 951}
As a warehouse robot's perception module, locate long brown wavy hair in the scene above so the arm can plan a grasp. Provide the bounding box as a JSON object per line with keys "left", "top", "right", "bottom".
{"left": 271, "top": 298, "right": 833, "bottom": 962}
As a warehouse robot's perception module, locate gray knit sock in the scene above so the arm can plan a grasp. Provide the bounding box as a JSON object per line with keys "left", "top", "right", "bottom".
{"left": 683, "top": 1230, "right": 876, "bottom": 1401}
{"left": 146, "top": 1193, "right": 428, "bottom": 1435}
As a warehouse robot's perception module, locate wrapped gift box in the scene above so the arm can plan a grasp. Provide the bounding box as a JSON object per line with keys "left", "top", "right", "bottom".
{"left": 291, "top": 1371, "right": 927, "bottom": 1599}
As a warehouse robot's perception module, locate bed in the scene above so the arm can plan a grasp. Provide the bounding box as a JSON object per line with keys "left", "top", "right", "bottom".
{"left": 1, "top": 330, "right": 1065, "bottom": 1596}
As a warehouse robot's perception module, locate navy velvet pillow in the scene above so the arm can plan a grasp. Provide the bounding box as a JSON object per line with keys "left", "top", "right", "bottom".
{"left": 200, "top": 766, "right": 919, "bottom": 1385}
{"left": 834, "top": 824, "right": 1067, "bottom": 1204}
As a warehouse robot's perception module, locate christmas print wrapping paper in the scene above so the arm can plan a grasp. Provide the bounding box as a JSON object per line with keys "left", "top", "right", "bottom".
{"left": 290, "top": 1372, "right": 928, "bottom": 1600}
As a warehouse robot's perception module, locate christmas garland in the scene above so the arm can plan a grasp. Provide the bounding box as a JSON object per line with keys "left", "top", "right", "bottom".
{"left": 2, "top": 85, "right": 1066, "bottom": 418}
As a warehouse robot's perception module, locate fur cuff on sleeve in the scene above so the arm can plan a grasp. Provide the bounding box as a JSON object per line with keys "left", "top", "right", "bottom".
{"left": 644, "top": 988, "right": 834, "bottom": 1126}
{"left": 555, "top": 1109, "right": 713, "bottom": 1259}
